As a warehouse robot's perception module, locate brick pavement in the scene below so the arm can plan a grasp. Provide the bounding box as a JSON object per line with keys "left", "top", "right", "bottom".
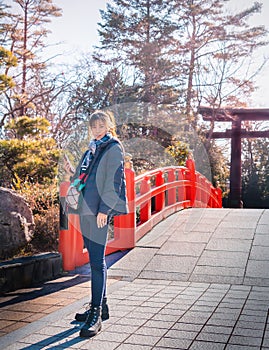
{"left": 0, "top": 208, "right": 269, "bottom": 349}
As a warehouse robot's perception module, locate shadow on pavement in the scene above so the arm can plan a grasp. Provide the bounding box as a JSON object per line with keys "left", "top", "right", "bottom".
{"left": 0, "top": 250, "right": 129, "bottom": 308}
{"left": 19, "top": 326, "right": 85, "bottom": 350}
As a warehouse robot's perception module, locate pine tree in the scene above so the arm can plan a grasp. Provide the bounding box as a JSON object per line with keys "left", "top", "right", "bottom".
{"left": 95, "top": 0, "right": 181, "bottom": 105}
{"left": 0, "top": 116, "right": 59, "bottom": 187}
{"left": 0, "top": 46, "right": 17, "bottom": 92}
{"left": 0, "top": 2, "right": 18, "bottom": 92}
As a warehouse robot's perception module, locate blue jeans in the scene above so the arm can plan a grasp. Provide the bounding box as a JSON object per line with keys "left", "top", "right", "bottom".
{"left": 79, "top": 215, "right": 108, "bottom": 307}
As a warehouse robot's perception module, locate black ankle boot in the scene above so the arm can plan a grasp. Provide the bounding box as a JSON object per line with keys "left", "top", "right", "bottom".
{"left": 79, "top": 306, "right": 102, "bottom": 338}
{"left": 75, "top": 299, "right": 109, "bottom": 322}
{"left": 101, "top": 297, "right": 109, "bottom": 320}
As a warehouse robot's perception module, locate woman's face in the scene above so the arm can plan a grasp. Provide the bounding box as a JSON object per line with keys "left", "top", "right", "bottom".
{"left": 91, "top": 120, "right": 108, "bottom": 140}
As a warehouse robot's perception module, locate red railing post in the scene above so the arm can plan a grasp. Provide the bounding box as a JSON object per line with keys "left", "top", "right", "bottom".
{"left": 155, "top": 170, "right": 165, "bottom": 212}
{"left": 167, "top": 168, "right": 176, "bottom": 205}
{"left": 216, "top": 187, "right": 223, "bottom": 208}
{"left": 186, "top": 158, "right": 196, "bottom": 207}
{"left": 206, "top": 183, "right": 211, "bottom": 207}
{"left": 139, "top": 176, "right": 151, "bottom": 223}
{"left": 58, "top": 181, "right": 77, "bottom": 271}
{"left": 177, "top": 168, "right": 185, "bottom": 206}
{"left": 201, "top": 176, "right": 207, "bottom": 207}
{"left": 73, "top": 215, "right": 89, "bottom": 267}
{"left": 209, "top": 188, "right": 213, "bottom": 207}
{"left": 112, "top": 168, "right": 136, "bottom": 250}
{"left": 212, "top": 188, "right": 217, "bottom": 208}
{"left": 69, "top": 214, "right": 89, "bottom": 267}
{"left": 196, "top": 173, "right": 201, "bottom": 206}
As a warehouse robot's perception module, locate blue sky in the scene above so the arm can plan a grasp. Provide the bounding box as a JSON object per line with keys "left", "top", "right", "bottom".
{"left": 44, "top": 0, "right": 109, "bottom": 61}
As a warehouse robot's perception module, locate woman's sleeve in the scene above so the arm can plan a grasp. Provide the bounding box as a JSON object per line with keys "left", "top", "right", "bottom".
{"left": 97, "top": 143, "right": 125, "bottom": 215}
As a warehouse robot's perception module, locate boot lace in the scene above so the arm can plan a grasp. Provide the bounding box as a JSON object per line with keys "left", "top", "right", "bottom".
{"left": 85, "top": 308, "right": 99, "bottom": 326}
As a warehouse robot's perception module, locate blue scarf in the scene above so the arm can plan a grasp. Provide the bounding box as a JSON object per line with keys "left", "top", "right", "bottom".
{"left": 80, "top": 133, "right": 112, "bottom": 173}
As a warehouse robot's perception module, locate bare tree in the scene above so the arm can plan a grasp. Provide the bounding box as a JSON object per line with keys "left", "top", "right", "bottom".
{"left": 177, "top": 0, "right": 268, "bottom": 127}
{"left": 1, "top": 0, "right": 62, "bottom": 125}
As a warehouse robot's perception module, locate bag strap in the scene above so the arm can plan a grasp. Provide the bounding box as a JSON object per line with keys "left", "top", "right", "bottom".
{"left": 79, "top": 151, "right": 95, "bottom": 184}
{"left": 78, "top": 144, "right": 107, "bottom": 184}
{"left": 77, "top": 139, "right": 118, "bottom": 185}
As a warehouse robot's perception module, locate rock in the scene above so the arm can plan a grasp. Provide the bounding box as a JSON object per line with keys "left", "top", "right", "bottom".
{"left": 0, "top": 187, "right": 35, "bottom": 259}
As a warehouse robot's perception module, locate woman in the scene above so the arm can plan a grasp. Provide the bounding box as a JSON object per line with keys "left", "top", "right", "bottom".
{"left": 65, "top": 110, "right": 128, "bottom": 338}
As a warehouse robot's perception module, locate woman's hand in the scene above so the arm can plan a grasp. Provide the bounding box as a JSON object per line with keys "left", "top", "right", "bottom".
{"left": 97, "top": 212, "right": 108, "bottom": 228}
{"left": 63, "top": 154, "right": 75, "bottom": 176}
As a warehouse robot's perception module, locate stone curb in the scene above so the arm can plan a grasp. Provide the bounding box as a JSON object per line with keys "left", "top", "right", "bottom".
{"left": 0, "top": 252, "right": 62, "bottom": 293}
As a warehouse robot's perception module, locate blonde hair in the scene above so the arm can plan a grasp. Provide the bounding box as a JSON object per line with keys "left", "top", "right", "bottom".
{"left": 89, "top": 110, "right": 117, "bottom": 137}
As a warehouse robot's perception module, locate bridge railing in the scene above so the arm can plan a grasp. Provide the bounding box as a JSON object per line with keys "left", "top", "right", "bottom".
{"left": 59, "top": 159, "right": 222, "bottom": 270}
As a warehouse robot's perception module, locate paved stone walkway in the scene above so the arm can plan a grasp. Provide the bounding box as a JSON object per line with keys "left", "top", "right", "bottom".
{"left": 0, "top": 208, "right": 269, "bottom": 349}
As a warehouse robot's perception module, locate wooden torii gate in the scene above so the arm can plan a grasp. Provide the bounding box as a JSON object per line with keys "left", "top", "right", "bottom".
{"left": 198, "top": 107, "right": 269, "bottom": 208}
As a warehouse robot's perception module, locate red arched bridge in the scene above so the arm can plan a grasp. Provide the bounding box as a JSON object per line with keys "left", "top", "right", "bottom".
{"left": 59, "top": 159, "right": 222, "bottom": 271}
